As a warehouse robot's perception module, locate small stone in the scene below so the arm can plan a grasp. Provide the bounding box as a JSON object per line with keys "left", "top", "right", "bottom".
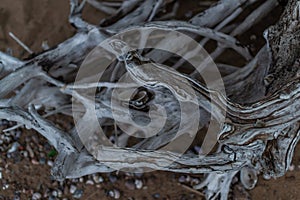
{"left": 31, "top": 159, "right": 39, "bottom": 165}
{"left": 8, "top": 142, "right": 20, "bottom": 153}
{"left": 92, "top": 174, "right": 98, "bottom": 182}
{"left": 191, "top": 178, "right": 200, "bottom": 185}
{"left": 32, "top": 193, "right": 42, "bottom": 200}
{"left": 31, "top": 135, "right": 39, "bottom": 144}
{"left": 86, "top": 180, "right": 94, "bottom": 185}
{"left": 152, "top": 193, "right": 160, "bottom": 199}
{"left": 79, "top": 177, "right": 84, "bottom": 183}
{"left": 92, "top": 174, "right": 103, "bottom": 183}
{"left": 13, "top": 130, "right": 21, "bottom": 140}
{"left": 185, "top": 11, "right": 193, "bottom": 18}
{"left": 109, "top": 174, "right": 117, "bottom": 183}
{"left": 193, "top": 146, "right": 201, "bottom": 154}
{"left": 69, "top": 185, "right": 77, "bottom": 194}
{"left": 48, "top": 196, "right": 56, "bottom": 200}
{"left": 2, "top": 183, "right": 9, "bottom": 190}
{"left": 113, "top": 189, "right": 120, "bottom": 199}
{"left": 3, "top": 136, "right": 12, "bottom": 143}
{"left": 47, "top": 160, "right": 54, "bottom": 167}
{"left": 125, "top": 180, "right": 135, "bottom": 190}
{"left": 26, "top": 145, "right": 35, "bottom": 158}
{"left": 135, "top": 179, "right": 143, "bottom": 189}
{"left": 108, "top": 190, "right": 114, "bottom": 197}
{"left": 57, "top": 189, "right": 63, "bottom": 198}
{"left": 73, "top": 189, "right": 83, "bottom": 199}
{"left": 20, "top": 151, "right": 28, "bottom": 158}
{"left": 39, "top": 157, "right": 46, "bottom": 165}
{"left": 42, "top": 41, "right": 50, "bottom": 51}
{"left": 71, "top": 178, "right": 78, "bottom": 183}
{"left": 142, "top": 186, "right": 148, "bottom": 190}
{"left": 185, "top": 175, "right": 191, "bottom": 182}
{"left": 40, "top": 152, "right": 46, "bottom": 158}
{"left": 13, "top": 191, "right": 21, "bottom": 200}
{"left": 51, "top": 190, "right": 58, "bottom": 197}
{"left": 178, "top": 176, "right": 186, "bottom": 183}
{"left": 98, "top": 176, "right": 104, "bottom": 183}
{"left": 0, "top": 120, "right": 9, "bottom": 126}
{"left": 108, "top": 189, "right": 120, "bottom": 199}
{"left": 250, "top": 35, "right": 257, "bottom": 40}
{"left": 289, "top": 164, "right": 295, "bottom": 171}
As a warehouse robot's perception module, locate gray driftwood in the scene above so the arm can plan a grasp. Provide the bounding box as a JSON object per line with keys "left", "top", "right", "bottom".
{"left": 0, "top": 0, "right": 299, "bottom": 199}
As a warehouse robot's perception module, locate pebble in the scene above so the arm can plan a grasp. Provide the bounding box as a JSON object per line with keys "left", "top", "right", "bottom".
{"left": 42, "top": 41, "right": 50, "bottom": 51}
{"left": 57, "top": 189, "right": 63, "bottom": 197}
{"left": 3, "top": 135, "right": 12, "bottom": 143}
{"left": 31, "top": 135, "right": 39, "bottom": 144}
{"left": 47, "top": 160, "right": 54, "bottom": 167}
{"left": 14, "top": 194, "right": 21, "bottom": 200}
{"left": 113, "top": 189, "right": 120, "bottom": 199}
{"left": 191, "top": 178, "right": 200, "bottom": 185}
{"left": 20, "top": 151, "right": 28, "bottom": 158}
{"left": 6, "top": 47, "right": 13, "bottom": 56}
{"left": 13, "top": 130, "right": 21, "bottom": 140}
{"left": 250, "top": 34, "right": 257, "bottom": 41}
{"left": 2, "top": 183, "right": 9, "bottom": 190}
{"left": 185, "top": 11, "right": 193, "bottom": 18}
{"left": 0, "top": 120, "right": 9, "bottom": 126}
{"left": 26, "top": 145, "right": 35, "bottom": 158}
{"left": 31, "top": 159, "right": 39, "bottom": 165}
{"left": 32, "top": 193, "right": 42, "bottom": 200}
{"left": 289, "top": 164, "right": 295, "bottom": 171}
{"left": 109, "top": 174, "right": 117, "bottom": 183}
{"left": 135, "top": 179, "right": 143, "bottom": 189}
{"left": 193, "top": 146, "right": 201, "bottom": 154}
{"left": 186, "top": 175, "right": 191, "bottom": 182}
{"left": 71, "top": 178, "right": 79, "bottom": 183}
{"left": 152, "top": 193, "right": 160, "bottom": 199}
{"left": 125, "top": 180, "right": 135, "bottom": 190}
{"left": 73, "top": 189, "right": 83, "bottom": 199}
{"left": 86, "top": 180, "right": 94, "bottom": 185}
{"left": 51, "top": 190, "right": 58, "bottom": 197}
{"left": 108, "top": 189, "right": 120, "bottom": 199}
{"left": 39, "top": 157, "right": 46, "bottom": 165}
{"left": 70, "top": 185, "right": 77, "bottom": 194}
{"left": 178, "top": 176, "right": 186, "bottom": 183}
{"left": 92, "top": 174, "right": 104, "bottom": 183}
{"left": 98, "top": 176, "right": 104, "bottom": 183}
{"left": 48, "top": 196, "right": 56, "bottom": 200}
{"left": 8, "top": 142, "right": 20, "bottom": 153}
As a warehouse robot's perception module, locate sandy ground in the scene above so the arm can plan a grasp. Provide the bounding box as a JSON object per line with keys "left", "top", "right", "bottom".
{"left": 0, "top": 0, "right": 299, "bottom": 199}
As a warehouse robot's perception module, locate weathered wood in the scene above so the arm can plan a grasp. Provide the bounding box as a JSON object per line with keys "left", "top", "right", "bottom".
{"left": 0, "top": 0, "right": 299, "bottom": 199}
